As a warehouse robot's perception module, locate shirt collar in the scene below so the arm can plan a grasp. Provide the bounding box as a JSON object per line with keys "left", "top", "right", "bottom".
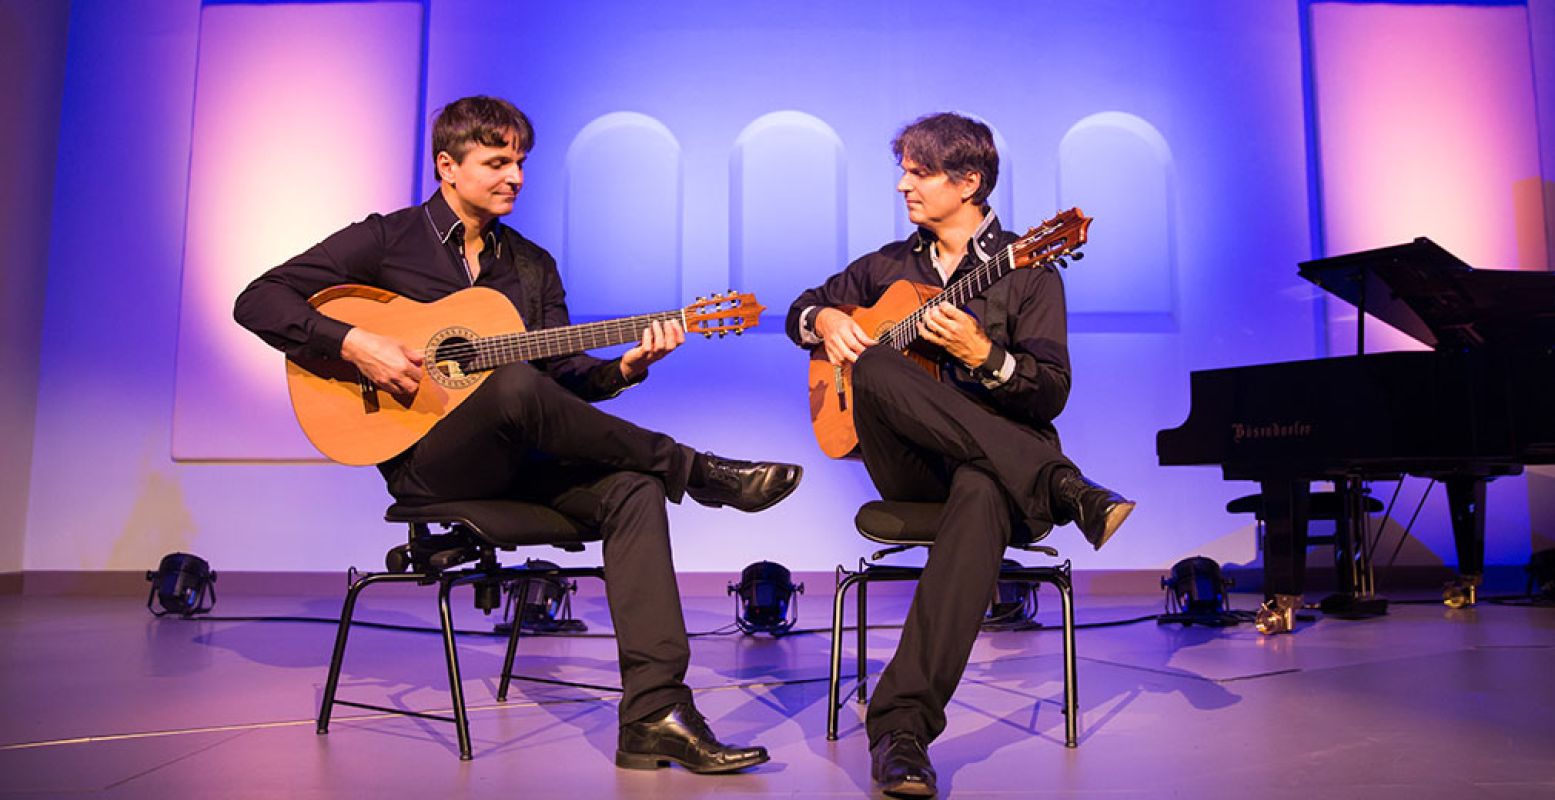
{"left": 910, "top": 207, "right": 1003, "bottom": 265}
{"left": 423, "top": 190, "right": 503, "bottom": 258}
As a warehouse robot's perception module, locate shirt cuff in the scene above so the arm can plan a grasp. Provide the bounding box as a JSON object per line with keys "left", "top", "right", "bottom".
{"left": 798, "top": 305, "right": 824, "bottom": 346}
{"left": 316, "top": 317, "right": 355, "bottom": 359}
{"left": 598, "top": 357, "right": 648, "bottom": 400}
{"left": 973, "top": 344, "right": 1016, "bottom": 389}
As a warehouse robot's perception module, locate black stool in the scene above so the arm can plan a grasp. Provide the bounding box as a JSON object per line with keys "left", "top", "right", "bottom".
{"left": 826, "top": 501, "right": 1079, "bottom": 747}
{"left": 317, "top": 499, "right": 604, "bottom": 760}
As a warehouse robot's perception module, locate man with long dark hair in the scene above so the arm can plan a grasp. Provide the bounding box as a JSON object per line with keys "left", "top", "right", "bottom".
{"left": 788, "top": 112, "right": 1133, "bottom": 797}
{"left": 237, "top": 96, "right": 800, "bottom": 774}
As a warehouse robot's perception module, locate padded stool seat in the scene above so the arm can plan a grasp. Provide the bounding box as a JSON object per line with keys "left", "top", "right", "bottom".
{"left": 855, "top": 501, "right": 1054, "bottom": 550}
{"left": 387, "top": 500, "right": 599, "bottom": 551}
{"left": 1226, "top": 492, "right": 1382, "bottom": 519}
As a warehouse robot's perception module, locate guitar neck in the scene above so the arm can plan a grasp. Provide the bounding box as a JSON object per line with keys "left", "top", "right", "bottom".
{"left": 465, "top": 309, "right": 686, "bottom": 371}
{"left": 881, "top": 249, "right": 1018, "bottom": 351}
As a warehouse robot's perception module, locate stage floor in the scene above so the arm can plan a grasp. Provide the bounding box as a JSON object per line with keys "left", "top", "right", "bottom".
{"left": 1, "top": 584, "right": 1552, "bottom": 799}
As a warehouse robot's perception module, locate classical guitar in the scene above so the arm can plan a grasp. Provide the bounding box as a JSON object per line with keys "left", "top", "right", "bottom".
{"left": 807, "top": 208, "right": 1092, "bottom": 458}
{"left": 286, "top": 285, "right": 762, "bottom": 465}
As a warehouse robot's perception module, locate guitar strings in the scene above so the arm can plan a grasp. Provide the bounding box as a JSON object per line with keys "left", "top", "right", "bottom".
{"left": 884, "top": 217, "right": 1071, "bottom": 352}
{"left": 422, "top": 311, "right": 680, "bottom": 364}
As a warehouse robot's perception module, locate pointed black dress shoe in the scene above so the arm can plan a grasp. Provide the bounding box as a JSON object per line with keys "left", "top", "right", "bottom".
{"left": 686, "top": 454, "right": 803, "bottom": 513}
{"left": 870, "top": 731, "right": 937, "bottom": 798}
{"left": 1053, "top": 469, "right": 1136, "bottom": 551}
{"left": 616, "top": 703, "right": 769, "bottom": 774}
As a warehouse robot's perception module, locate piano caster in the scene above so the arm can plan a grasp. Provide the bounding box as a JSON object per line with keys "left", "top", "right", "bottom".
{"left": 1442, "top": 575, "right": 1482, "bottom": 609}
{"left": 1255, "top": 594, "right": 1302, "bottom": 635}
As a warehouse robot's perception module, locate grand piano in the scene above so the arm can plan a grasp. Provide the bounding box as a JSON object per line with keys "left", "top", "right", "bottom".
{"left": 1157, "top": 238, "right": 1555, "bottom": 632}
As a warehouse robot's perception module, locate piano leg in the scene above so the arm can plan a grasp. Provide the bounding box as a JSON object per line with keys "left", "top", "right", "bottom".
{"left": 1316, "top": 480, "right": 1389, "bottom": 619}
{"left": 1333, "top": 478, "right": 1365, "bottom": 597}
{"left": 1256, "top": 480, "right": 1309, "bottom": 634}
{"left": 1444, "top": 476, "right": 1488, "bottom": 608}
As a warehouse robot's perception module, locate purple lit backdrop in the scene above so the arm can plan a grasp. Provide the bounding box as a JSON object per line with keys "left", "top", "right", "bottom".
{"left": 18, "top": 0, "right": 1553, "bottom": 574}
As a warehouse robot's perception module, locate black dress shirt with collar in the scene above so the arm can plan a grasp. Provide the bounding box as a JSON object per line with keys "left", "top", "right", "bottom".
{"left": 235, "top": 190, "right": 636, "bottom": 402}
{"left": 785, "top": 211, "right": 1071, "bottom": 442}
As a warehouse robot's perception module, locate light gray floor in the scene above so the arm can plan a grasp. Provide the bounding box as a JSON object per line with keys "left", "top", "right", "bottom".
{"left": 1, "top": 584, "right": 1552, "bottom": 799}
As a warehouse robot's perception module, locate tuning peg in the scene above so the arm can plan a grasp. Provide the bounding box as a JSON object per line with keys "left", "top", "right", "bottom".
{"left": 703, "top": 332, "right": 713, "bottom": 339}
{"left": 735, "top": 329, "right": 743, "bottom": 336}
{"left": 1072, "top": 251, "right": 1084, "bottom": 260}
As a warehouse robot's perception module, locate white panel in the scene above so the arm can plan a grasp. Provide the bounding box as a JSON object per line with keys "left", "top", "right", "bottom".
{"left": 170, "top": 2, "right": 423, "bottom": 461}
{"left": 1058, "top": 111, "right": 1176, "bottom": 321}
{"left": 1312, "top": 3, "right": 1544, "bottom": 355}
{"left": 563, "top": 112, "right": 682, "bottom": 318}
{"left": 731, "top": 111, "right": 846, "bottom": 323}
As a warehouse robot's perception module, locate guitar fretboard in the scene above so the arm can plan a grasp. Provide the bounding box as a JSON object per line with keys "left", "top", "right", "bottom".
{"left": 429, "top": 309, "right": 687, "bottom": 372}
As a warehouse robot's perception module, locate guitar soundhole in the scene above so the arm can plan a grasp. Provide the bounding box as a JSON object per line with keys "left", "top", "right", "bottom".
{"left": 426, "top": 327, "right": 483, "bottom": 389}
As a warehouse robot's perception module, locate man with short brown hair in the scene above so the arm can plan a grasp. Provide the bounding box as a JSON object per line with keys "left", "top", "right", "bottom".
{"left": 237, "top": 95, "right": 799, "bottom": 774}
{"left": 788, "top": 112, "right": 1133, "bottom": 797}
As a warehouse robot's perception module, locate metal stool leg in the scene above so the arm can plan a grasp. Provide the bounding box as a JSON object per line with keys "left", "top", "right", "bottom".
{"left": 437, "top": 577, "right": 473, "bottom": 761}
{"left": 497, "top": 605, "right": 524, "bottom": 702}
{"left": 318, "top": 572, "right": 396, "bottom": 734}
{"left": 828, "top": 571, "right": 864, "bottom": 741}
{"left": 855, "top": 577, "right": 869, "bottom": 704}
{"left": 1055, "top": 571, "right": 1078, "bottom": 748}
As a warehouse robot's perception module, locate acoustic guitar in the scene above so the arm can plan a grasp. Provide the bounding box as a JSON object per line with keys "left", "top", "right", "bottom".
{"left": 286, "top": 285, "right": 762, "bottom": 465}
{"left": 807, "top": 208, "right": 1092, "bottom": 458}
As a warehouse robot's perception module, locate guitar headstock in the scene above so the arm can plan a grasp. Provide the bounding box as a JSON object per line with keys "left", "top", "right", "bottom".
{"left": 685, "top": 291, "right": 763, "bottom": 338}
{"left": 1012, "top": 208, "right": 1092, "bottom": 270}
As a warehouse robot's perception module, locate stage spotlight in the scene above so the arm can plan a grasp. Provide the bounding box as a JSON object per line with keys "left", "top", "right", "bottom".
{"left": 728, "top": 561, "right": 803, "bottom": 636}
{"left": 1527, "top": 548, "right": 1555, "bottom": 605}
{"left": 145, "top": 552, "right": 217, "bottom": 617}
{"left": 1158, "top": 556, "right": 1239, "bottom": 626}
{"left": 496, "top": 559, "right": 586, "bottom": 634}
{"left": 983, "top": 559, "right": 1041, "bottom": 630}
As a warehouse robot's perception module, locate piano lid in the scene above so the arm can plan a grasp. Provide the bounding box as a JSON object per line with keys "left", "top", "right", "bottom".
{"left": 1298, "top": 238, "right": 1555, "bottom": 349}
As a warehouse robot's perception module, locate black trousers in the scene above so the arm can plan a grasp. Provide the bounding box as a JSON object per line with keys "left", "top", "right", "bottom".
{"left": 381, "top": 363, "right": 696, "bottom": 724}
{"left": 850, "top": 345, "right": 1073, "bottom": 745}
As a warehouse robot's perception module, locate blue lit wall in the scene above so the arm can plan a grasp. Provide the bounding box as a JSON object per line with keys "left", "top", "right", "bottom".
{"left": 19, "top": 0, "right": 1552, "bottom": 575}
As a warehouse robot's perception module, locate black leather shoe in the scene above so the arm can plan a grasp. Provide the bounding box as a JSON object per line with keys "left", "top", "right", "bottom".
{"left": 686, "top": 454, "right": 802, "bottom": 513}
{"left": 616, "top": 703, "right": 769, "bottom": 774}
{"left": 1053, "top": 470, "right": 1135, "bottom": 551}
{"left": 870, "top": 731, "right": 937, "bottom": 798}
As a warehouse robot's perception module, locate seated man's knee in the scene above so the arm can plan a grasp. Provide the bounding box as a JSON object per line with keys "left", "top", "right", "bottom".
{"left": 851, "top": 344, "right": 900, "bottom": 395}
{"left": 486, "top": 363, "right": 549, "bottom": 422}
{"left": 950, "top": 465, "right": 1003, "bottom": 504}
{"left": 949, "top": 467, "right": 1014, "bottom": 546}
{"left": 487, "top": 362, "right": 544, "bottom": 398}
{"left": 605, "top": 471, "right": 668, "bottom": 513}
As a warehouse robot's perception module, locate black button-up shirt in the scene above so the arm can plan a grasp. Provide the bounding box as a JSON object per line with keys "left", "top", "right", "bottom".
{"left": 234, "top": 190, "right": 633, "bottom": 401}
{"left": 785, "top": 211, "right": 1071, "bottom": 442}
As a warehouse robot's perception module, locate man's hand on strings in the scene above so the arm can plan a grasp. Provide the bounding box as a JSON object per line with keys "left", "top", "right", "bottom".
{"left": 918, "top": 303, "right": 991, "bottom": 369}
{"left": 342, "top": 327, "right": 425, "bottom": 395}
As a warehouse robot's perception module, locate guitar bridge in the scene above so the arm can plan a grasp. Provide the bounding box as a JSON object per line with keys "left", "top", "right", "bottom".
{"left": 358, "top": 374, "right": 380, "bottom": 414}
{"left": 834, "top": 364, "right": 847, "bottom": 412}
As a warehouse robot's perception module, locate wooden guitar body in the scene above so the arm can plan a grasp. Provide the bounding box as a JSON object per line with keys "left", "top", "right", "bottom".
{"left": 807, "top": 280, "right": 941, "bottom": 458}
{"left": 285, "top": 286, "right": 524, "bottom": 466}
